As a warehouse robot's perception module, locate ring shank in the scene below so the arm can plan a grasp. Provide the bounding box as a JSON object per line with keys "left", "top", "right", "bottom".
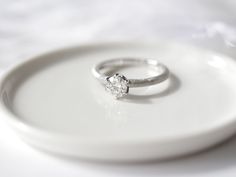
{"left": 92, "top": 58, "right": 169, "bottom": 87}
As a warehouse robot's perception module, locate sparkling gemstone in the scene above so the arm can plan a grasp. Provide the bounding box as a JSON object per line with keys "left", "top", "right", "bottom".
{"left": 105, "top": 73, "right": 129, "bottom": 98}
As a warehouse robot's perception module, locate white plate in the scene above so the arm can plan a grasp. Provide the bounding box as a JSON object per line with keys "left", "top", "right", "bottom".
{"left": 1, "top": 41, "right": 236, "bottom": 162}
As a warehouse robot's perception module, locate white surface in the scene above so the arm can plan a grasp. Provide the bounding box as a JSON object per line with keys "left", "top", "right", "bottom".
{"left": 1, "top": 0, "right": 236, "bottom": 176}
{"left": 2, "top": 42, "right": 236, "bottom": 162}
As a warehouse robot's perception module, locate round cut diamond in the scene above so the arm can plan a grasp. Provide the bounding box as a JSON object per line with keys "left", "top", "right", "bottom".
{"left": 105, "top": 73, "right": 129, "bottom": 98}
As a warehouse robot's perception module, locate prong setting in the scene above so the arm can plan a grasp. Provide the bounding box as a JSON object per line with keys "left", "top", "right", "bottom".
{"left": 105, "top": 73, "right": 129, "bottom": 98}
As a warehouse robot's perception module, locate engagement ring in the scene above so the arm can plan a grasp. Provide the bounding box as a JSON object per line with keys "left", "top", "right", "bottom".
{"left": 92, "top": 58, "right": 169, "bottom": 99}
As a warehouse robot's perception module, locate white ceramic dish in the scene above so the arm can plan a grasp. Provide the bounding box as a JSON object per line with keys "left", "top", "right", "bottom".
{"left": 1, "top": 41, "right": 236, "bottom": 162}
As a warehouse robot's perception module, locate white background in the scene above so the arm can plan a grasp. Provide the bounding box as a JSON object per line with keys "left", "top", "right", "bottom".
{"left": 1, "top": 0, "right": 236, "bottom": 176}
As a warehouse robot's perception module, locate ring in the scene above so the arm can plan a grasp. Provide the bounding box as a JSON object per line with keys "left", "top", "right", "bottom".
{"left": 92, "top": 58, "right": 170, "bottom": 99}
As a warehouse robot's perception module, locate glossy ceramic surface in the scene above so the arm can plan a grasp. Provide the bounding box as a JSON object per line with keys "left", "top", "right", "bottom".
{"left": 1, "top": 41, "right": 236, "bottom": 161}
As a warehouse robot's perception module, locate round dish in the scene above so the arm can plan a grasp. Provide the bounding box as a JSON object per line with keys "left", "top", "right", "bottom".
{"left": 1, "top": 41, "right": 236, "bottom": 161}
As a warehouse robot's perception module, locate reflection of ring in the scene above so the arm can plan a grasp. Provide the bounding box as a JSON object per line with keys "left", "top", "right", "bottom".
{"left": 92, "top": 58, "right": 170, "bottom": 99}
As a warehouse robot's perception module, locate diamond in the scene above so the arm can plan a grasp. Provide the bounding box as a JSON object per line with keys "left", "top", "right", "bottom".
{"left": 105, "top": 73, "right": 129, "bottom": 98}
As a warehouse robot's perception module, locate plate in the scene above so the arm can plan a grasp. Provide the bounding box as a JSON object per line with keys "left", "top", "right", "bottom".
{"left": 1, "top": 41, "right": 236, "bottom": 161}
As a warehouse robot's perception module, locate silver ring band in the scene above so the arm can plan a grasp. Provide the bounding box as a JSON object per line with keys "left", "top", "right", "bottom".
{"left": 92, "top": 58, "right": 170, "bottom": 98}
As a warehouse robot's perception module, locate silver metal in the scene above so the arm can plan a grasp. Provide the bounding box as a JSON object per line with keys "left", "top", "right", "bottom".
{"left": 92, "top": 58, "right": 170, "bottom": 98}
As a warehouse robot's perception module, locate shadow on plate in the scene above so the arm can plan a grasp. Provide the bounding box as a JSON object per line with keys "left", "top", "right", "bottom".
{"left": 124, "top": 73, "right": 180, "bottom": 104}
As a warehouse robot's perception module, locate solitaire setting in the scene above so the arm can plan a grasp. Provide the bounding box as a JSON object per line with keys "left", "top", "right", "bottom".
{"left": 105, "top": 73, "right": 129, "bottom": 99}
{"left": 92, "top": 58, "right": 169, "bottom": 99}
